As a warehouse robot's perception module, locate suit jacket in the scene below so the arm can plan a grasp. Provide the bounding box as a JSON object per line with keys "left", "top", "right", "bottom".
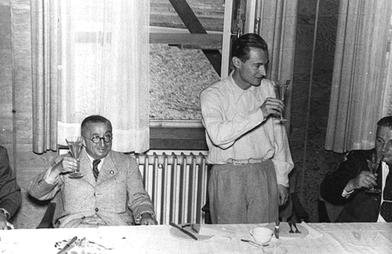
{"left": 0, "top": 146, "right": 21, "bottom": 219}
{"left": 320, "top": 149, "right": 381, "bottom": 222}
{"left": 28, "top": 149, "right": 155, "bottom": 227}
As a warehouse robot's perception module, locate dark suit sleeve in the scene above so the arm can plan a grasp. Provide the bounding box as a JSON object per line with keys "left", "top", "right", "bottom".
{"left": 0, "top": 147, "right": 21, "bottom": 219}
{"left": 320, "top": 150, "right": 369, "bottom": 205}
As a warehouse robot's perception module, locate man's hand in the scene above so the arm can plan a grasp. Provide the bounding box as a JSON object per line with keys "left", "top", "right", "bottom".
{"left": 260, "top": 97, "right": 284, "bottom": 119}
{"left": 140, "top": 213, "right": 157, "bottom": 225}
{"left": 0, "top": 213, "right": 11, "bottom": 230}
{"left": 348, "top": 171, "right": 377, "bottom": 190}
{"left": 277, "top": 184, "right": 289, "bottom": 206}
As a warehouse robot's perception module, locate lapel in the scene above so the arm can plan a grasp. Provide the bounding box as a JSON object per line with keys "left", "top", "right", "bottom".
{"left": 96, "top": 151, "right": 119, "bottom": 185}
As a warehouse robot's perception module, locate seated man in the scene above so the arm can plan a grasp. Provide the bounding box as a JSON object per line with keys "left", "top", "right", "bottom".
{"left": 320, "top": 116, "right": 392, "bottom": 222}
{"left": 28, "top": 115, "right": 157, "bottom": 227}
{"left": 0, "top": 146, "right": 22, "bottom": 230}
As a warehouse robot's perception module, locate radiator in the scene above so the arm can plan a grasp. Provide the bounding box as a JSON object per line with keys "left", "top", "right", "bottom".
{"left": 135, "top": 152, "right": 209, "bottom": 225}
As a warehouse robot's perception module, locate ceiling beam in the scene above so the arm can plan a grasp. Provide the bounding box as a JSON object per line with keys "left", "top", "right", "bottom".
{"left": 168, "top": 0, "right": 221, "bottom": 75}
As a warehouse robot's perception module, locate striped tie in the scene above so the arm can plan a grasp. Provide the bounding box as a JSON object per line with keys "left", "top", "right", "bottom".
{"left": 380, "top": 170, "right": 392, "bottom": 222}
{"left": 93, "top": 159, "right": 101, "bottom": 181}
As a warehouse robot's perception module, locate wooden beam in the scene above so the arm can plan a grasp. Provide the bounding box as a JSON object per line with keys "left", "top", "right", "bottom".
{"left": 149, "top": 33, "right": 222, "bottom": 49}
{"left": 168, "top": 0, "right": 221, "bottom": 75}
{"left": 221, "top": 0, "right": 234, "bottom": 78}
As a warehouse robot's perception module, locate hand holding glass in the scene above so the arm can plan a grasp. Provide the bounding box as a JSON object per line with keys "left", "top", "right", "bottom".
{"left": 365, "top": 153, "right": 382, "bottom": 193}
{"left": 65, "top": 136, "right": 84, "bottom": 179}
{"left": 275, "top": 80, "right": 290, "bottom": 123}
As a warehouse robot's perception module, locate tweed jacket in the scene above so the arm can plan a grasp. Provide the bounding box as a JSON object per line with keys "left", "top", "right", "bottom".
{"left": 0, "top": 146, "right": 21, "bottom": 219}
{"left": 320, "top": 149, "right": 381, "bottom": 222}
{"left": 28, "top": 149, "right": 155, "bottom": 227}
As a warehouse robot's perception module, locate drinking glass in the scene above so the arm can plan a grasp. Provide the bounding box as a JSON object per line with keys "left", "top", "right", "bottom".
{"left": 365, "top": 152, "right": 382, "bottom": 194}
{"left": 65, "top": 136, "right": 84, "bottom": 179}
{"left": 275, "top": 80, "right": 290, "bottom": 123}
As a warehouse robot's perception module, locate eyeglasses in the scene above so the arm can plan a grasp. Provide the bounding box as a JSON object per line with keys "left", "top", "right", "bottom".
{"left": 84, "top": 133, "right": 112, "bottom": 144}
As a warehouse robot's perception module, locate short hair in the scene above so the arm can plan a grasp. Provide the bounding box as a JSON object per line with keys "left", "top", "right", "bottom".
{"left": 81, "top": 115, "right": 112, "bottom": 134}
{"left": 231, "top": 33, "right": 269, "bottom": 62}
{"left": 377, "top": 116, "right": 392, "bottom": 129}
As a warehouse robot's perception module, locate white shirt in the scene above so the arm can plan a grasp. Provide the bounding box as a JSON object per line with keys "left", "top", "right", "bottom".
{"left": 86, "top": 153, "right": 105, "bottom": 172}
{"left": 377, "top": 162, "right": 389, "bottom": 222}
{"left": 200, "top": 73, "right": 294, "bottom": 186}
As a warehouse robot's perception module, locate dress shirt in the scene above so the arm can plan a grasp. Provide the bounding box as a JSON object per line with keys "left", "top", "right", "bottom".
{"left": 86, "top": 153, "right": 105, "bottom": 172}
{"left": 342, "top": 161, "right": 389, "bottom": 222}
{"left": 200, "top": 73, "right": 294, "bottom": 186}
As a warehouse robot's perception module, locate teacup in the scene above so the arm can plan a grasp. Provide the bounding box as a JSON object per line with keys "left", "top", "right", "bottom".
{"left": 250, "top": 227, "right": 273, "bottom": 245}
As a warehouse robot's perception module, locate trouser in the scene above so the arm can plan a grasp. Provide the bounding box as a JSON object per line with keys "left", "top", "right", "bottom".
{"left": 208, "top": 160, "right": 278, "bottom": 224}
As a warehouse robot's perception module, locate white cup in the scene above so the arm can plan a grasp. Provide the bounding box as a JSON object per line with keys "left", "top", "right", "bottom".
{"left": 250, "top": 227, "right": 273, "bottom": 245}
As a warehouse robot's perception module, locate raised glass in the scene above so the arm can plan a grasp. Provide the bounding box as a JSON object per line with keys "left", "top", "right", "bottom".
{"left": 365, "top": 152, "right": 383, "bottom": 194}
{"left": 65, "top": 136, "right": 84, "bottom": 179}
{"left": 275, "top": 80, "right": 290, "bottom": 123}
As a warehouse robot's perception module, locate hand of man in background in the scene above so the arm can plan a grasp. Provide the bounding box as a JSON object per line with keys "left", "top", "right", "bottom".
{"left": 140, "top": 213, "right": 158, "bottom": 225}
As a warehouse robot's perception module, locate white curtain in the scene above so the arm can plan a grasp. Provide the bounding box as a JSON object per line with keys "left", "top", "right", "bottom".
{"left": 31, "top": 0, "right": 59, "bottom": 153}
{"left": 325, "top": 0, "right": 392, "bottom": 153}
{"left": 57, "top": 0, "right": 150, "bottom": 153}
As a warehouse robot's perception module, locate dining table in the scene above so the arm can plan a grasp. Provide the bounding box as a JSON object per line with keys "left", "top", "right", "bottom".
{"left": 0, "top": 222, "right": 391, "bottom": 253}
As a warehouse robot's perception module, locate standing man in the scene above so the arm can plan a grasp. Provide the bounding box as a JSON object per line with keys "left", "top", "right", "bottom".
{"left": 200, "top": 33, "right": 294, "bottom": 224}
{"left": 29, "top": 115, "right": 156, "bottom": 227}
{"left": 0, "top": 146, "right": 21, "bottom": 230}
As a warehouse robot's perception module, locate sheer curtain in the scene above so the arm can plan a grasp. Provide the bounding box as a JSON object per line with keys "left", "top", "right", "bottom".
{"left": 56, "top": 0, "right": 150, "bottom": 153}
{"left": 31, "top": 0, "right": 59, "bottom": 153}
{"left": 325, "top": 0, "right": 392, "bottom": 153}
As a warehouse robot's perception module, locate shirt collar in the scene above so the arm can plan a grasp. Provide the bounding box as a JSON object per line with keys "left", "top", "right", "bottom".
{"left": 85, "top": 152, "right": 105, "bottom": 170}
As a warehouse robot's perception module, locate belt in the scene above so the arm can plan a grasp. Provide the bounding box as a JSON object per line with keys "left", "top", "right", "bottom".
{"left": 226, "top": 158, "right": 264, "bottom": 165}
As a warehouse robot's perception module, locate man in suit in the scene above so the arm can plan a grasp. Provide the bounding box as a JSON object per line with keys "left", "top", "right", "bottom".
{"left": 0, "top": 146, "right": 21, "bottom": 230}
{"left": 29, "top": 115, "right": 157, "bottom": 227}
{"left": 320, "top": 116, "right": 392, "bottom": 222}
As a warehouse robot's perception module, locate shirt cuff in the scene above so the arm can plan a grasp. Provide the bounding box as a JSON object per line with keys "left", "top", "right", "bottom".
{"left": 43, "top": 167, "right": 60, "bottom": 185}
{"left": 341, "top": 187, "right": 354, "bottom": 198}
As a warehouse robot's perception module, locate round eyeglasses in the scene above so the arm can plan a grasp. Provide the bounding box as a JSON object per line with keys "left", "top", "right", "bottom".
{"left": 85, "top": 134, "right": 112, "bottom": 144}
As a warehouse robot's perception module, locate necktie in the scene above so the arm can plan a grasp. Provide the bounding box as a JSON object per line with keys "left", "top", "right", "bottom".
{"left": 380, "top": 167, "right": 392, "bottom": 222}
{"left": 93, "top": 159, "right": 101, "bottom": 181}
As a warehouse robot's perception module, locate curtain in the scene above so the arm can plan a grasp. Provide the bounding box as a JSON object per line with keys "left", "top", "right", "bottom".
{"left": 56, "top": 0, "right": 150, "bottom": 153}
{"left": 325, "top": 0, "right": 392, "bottom": 153}
{"left": 31, "top": 0, "right": 59, "bottom": 153}
{"left": 381, "top": 16, "right": 392, "bottom": 117}
{"left": 256, "top": 0, "right": 298, "bottom": 127}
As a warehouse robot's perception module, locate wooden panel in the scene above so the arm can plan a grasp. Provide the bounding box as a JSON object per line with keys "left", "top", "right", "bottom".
{"left": 150, "top": 33, "right": 221, "bottom": 49}
{"left": 150, "top": 127, "right": 207, "bottom": 150}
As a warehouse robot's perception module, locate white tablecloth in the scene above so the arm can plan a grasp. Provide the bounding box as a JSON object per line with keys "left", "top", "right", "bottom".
{"left": 0, "top": 223, "right": 391, "bottom": 253}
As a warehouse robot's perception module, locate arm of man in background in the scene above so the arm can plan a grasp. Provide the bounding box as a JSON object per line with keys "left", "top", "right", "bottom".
{"left": 0, "top": 146, "right": 21, "bottom": 230}
{"left": 320, "top": 150, "right": 375, "bottom": 205}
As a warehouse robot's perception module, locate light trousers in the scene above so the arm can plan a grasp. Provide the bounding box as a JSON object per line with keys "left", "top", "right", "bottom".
{"left": 209, "top": 160, "right": 279, "bottom": 224}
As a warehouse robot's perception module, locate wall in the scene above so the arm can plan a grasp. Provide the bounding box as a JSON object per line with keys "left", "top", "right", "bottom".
{"left": 291, "top": 0, "right": 343, "bottom": 222}
{"left": 0, "top": 0, "right": 57, "bottom": 229}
